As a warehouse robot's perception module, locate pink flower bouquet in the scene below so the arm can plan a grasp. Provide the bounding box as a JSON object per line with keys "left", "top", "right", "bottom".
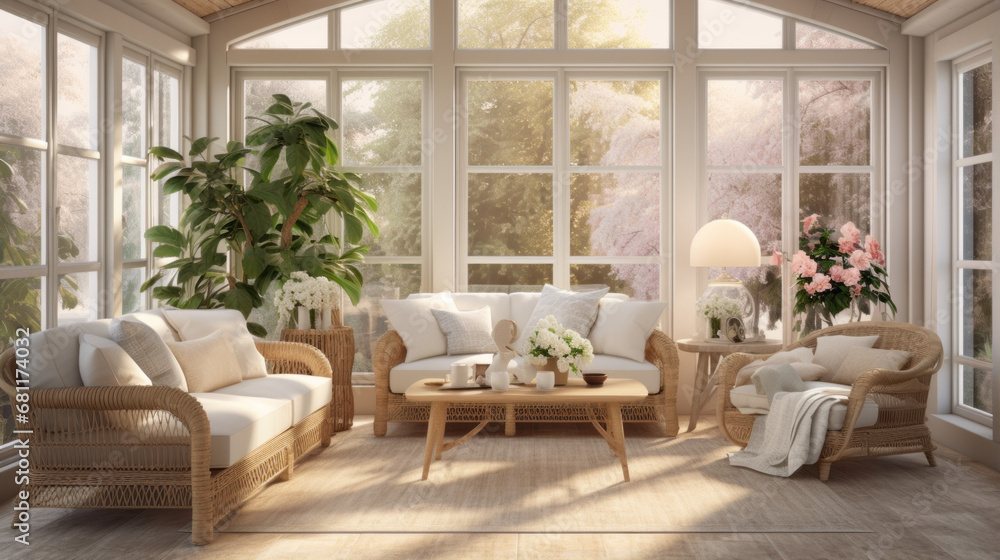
{"left": 771, "top": 214, "right": 896, "bottom": 335}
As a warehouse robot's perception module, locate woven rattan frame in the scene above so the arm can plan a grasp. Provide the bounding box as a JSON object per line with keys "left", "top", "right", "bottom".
{"left": 373, "top": 329, "right": 679, "bottom": 437}
{"left": 716, "top": 322, "right": 944, "bottom": 481}
{"left": 278, "top": 326, "right": 355, "bottom": 432}
{"left": 0, "top": 339, "right": 334, "bottom": 546}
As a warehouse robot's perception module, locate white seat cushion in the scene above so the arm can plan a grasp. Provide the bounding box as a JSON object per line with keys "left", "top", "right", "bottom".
{"left": 193, "top": 393, "right": 293, "bottom": 468}
{"left": 730, "top": 381, "right": 879, "bottom": 430}
{"left": 389, "top": 353, "right": 495, "bottom": 393}
{"left": 212, "top": 375, "right": 332, "bottom": 424}
{"left": 389, "top": 353, "right": 661, "bottom": 394}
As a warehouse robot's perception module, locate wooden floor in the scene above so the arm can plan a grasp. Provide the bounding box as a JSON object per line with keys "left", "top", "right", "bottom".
{"left": 2, "top": 415, "right": 999, "bottom": 560}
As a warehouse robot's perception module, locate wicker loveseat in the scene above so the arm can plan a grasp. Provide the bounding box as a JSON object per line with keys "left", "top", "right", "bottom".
{"left": 717, "top": 322, "right": 944, "bottom": 481}
{"left": 373, "top": 292, "right": 680, "bottom": 437}
{"left": 0, "top": 309, "right": 334, "bottom": 545}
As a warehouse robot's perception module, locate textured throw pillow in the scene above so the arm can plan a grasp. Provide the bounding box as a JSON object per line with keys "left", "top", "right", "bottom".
{"left": 813, "top": 335, "right": 879, "bottom": 377}
{"left": 431, "top": 306, "right": 497, "bottom": 355}
{"left": 829, "top": 347, "right": 912, "bottom": 385}
{"left": 110, "top": 318, "right": 188, "bottom": 391}
{"left": 161, "top": 308, "right": 268, "bottom": 380}
{"left": 166, "top": 331, "right": 243, "bottom": 393}
{"left": 382, "top": 292, "right": 459, "bottom": 362}
{"left": 78, "top": 334, "right": 152, "bottom": 387}
{"left": 515, "top": 284, "right": 610, "bottom": 349}
{"left": 734, "top": 347, "right": 820, "bottom": 386}
{"left": 750, "top": 364, "right": 805, "bottom": 405}
{"left": 588, "top": 300, "right": 667, "bottom": 362}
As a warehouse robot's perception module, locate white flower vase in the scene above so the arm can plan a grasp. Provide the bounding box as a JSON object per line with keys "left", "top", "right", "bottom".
{"left": 297, "top": 306, "right": 312, "bottom": 330}
{"left": 319, "top": 306, "right": 332, "bottom": 330}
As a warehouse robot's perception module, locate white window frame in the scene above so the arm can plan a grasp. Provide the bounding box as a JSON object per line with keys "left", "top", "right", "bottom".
{"left": 699, "top": 68, "right": 885, "bottom": 342}
{"left": 951, "top": 48, "right": 997, "bottom": 430}
{"left": 456, "top": 68, "right": 670, "bottom": 301}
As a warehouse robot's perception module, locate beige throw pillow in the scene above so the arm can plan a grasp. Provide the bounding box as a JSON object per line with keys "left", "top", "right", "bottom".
{"left": 813, "top": 335, "right": 879, "bottom": 377}
{"left": 161, "top": 308, "right": 268, "bottom": 380}
{"left": 166, "top": 331, "right": 243, "bottom": 393}
{"left": 78, "top": 334, "right": 152, "bottom": 387}
{"left": 111, "top": 318, "right": 188, "bottom": 391}
{"left": 431, "top": 306, "right": 497, "bottom": 355}
{"left": 382, "top": 292, "right": 459, "bottom": 362}
{"left": 830, "top": 347, "right": 912, "bottom": 385}
{"left": 588, "top": 300, "right": 667, "bottom": 363}
{"left": 734, "top": 347, "right": 821, "bottom": 386}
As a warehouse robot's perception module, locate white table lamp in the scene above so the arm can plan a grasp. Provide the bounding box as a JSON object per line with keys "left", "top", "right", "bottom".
{"left": 690, "top": 219, "right": 762, "bottom": 339}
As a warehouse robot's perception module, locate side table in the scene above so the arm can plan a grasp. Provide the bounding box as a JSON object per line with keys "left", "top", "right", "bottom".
{"left": 280, "top": 326, "right": 355, "bottom": 432}
{"left": 676, "top": 338, "right": 782, "bottom": 433}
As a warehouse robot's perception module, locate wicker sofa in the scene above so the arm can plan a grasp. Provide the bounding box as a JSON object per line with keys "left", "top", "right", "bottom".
{"left": 373, "top": 292, "right": 679, "bottom": 437}
{"left": 0, "top": 309, "right": 334, "bottom": 545}
{"left": 717, "top": 322, "right": 944, "bottom": 481}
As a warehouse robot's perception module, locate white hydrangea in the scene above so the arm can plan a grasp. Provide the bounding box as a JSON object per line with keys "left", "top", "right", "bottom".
{"left": 522, "top": 315, "right": 595, "bottom": 375}
{"left": 274, "top": 272, "right": 340, "bottom": 328}
{"left": 696, "top": 294, "right": 742, "bottom": 320}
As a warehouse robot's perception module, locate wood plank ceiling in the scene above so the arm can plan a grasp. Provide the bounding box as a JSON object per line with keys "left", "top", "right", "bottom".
{"left": 172, "top": 0, "right": 260, "bottom": 18}
{"left": 171, "top": 0, "right": 941, "bottom": 20}
{"left": 850, "top": 0, "right": 939, "bottom": 18}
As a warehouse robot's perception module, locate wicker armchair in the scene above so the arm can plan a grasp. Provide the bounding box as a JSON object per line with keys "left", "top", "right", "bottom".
{"left": 0, "top": 340, "right": 332, "bottom": 545}
{"left": 717, "top": 322, "right": 943, "bottom": 481}
{"left": 374, "top": 329, "right": 680, "bottom": 437}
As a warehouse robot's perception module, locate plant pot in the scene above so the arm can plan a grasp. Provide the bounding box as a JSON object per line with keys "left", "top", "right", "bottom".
{"left": 541, "top": 357, "right": 569, "bottom": 386}
{"left": 708, "top": 317, "right": 722, "bottom": 340}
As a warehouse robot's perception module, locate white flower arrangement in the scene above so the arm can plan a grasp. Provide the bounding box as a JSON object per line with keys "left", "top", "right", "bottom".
{"left": 696, "top": 294, "right": 741, "bottom": 321}
{"left": 274, "top": 271, "right": 339, "bottom": 328}
{"left": 522, "top": 315, "right": 594, "bottom": 375}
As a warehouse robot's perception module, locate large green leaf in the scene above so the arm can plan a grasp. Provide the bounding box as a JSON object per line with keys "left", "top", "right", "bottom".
{"left": 242, "top": 201, "right": 272, "bottom": 240}
{"left": 149, "top": 146, "right": 183, "bottom": 161}
{"left": 241, "top": 246, "right": 269, "bottom": 279}
{"left": 152, "top": 244, "right": 182, "bottom": 258}
{"left": 188, "top": 137, "right": 216, "bottom": 157}
{"left": 145, "top": 225, "right": 185, "bottom": 247}
{"left": 222, "top": 286, "right": 254, "bottom": 317}
{"left": 285, "top": 143, "right": 309, "bottom": 179}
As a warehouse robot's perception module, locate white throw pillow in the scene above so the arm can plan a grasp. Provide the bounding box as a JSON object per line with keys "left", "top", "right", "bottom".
{"left": 588, "top": 300, "right": 666, "bottom": 362}
{"left": 161, "top": 308, "right": 268, "bottom": 380}
{"left": 813, "top": 335, "right": 879, "bottom": 377}
{"left": 383, "top": 292, "right": 459, "bottom": 362}
{"left": 110, "top": 318, "right": 189, "bottom": 391}
{"left": 78, "top": 334, "right": 152, "bottom": 387}
{"left": 734, "top": 347, "right": 821, "bottom": 387}
{"left": 431, "top": 306, "right": 497, "bottom": 355}
{"left": 166, "top": 331, "right": 243, "bottom": 393}
{"left": 829, "top": 347, "right": 912, "bottom": 385}
{"left": 515, "top": 284, "right": 610, "bottom": 350}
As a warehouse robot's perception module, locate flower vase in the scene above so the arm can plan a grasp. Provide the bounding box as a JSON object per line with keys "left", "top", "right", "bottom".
{"left": 319, "top": 307, "right": 332, "bottom": 330}
{"left": 541, "top": 357, "right": 568, "bottom": 386}
{"left": 297, "top": 306, "right": 313, "bottom": 330}
{"left": 708, "top": 317, "right": 722, "bottom": 340}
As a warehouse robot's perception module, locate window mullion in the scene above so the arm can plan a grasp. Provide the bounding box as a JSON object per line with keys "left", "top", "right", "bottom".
{"left": 782, "top": 69, "right": 797, "bottom": 343}
{"left": 45, "top": 10, "right": 58, "bottom": 329}
{"left": 554, "top": 69, "right": 569, "bottom": 288}
{"left": 554, "top": 0, "right": 568, "bottom": 51}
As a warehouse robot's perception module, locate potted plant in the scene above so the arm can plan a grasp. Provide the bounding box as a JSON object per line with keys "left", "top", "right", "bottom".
{"left": 142, "top": 95, "right": 378, "bottom": 336}
{"left": 696, "top": 294, "right": 742, "bottom": 340}
{"left": 522, "top": 315, "right": 595, "bottom": 386}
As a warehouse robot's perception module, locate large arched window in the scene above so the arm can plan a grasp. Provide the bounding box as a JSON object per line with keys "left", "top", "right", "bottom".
{"left": 221, "top": 0, "right": 897, "bottom": 373}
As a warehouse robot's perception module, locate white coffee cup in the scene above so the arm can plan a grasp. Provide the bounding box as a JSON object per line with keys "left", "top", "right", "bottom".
{"left": 536, "top": 371, "right": 555, "bottom": 391}
{"left": 490, "top": 371, "right": 509, "bottom": 392}
{"left": 450, "top": 363, "right": 470, "bottom": 387}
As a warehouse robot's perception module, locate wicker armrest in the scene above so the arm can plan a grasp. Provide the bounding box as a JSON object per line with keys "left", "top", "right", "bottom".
{"left": 373, "top": 330, "right": 407, "bottom": 393}
{"left": 255, "top": 340, "right": 332, "bottom": 378}
{"left": 645, "top": 330, "right": 679, "bottom": 397}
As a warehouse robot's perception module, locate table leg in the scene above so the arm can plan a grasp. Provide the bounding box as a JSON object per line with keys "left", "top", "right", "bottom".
{"left": 605, "top": 403, "right": 630, "bottom": 482}
{"left": 422, "top": 402, "right": 447, "bottom": 480}
{"left": 686, "top": 352, "right": 712, "bottom": 432}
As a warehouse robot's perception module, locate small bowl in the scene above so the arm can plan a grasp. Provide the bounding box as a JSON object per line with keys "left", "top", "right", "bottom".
{"left": 583, "top": 373, "right": 608, "bottom": 386}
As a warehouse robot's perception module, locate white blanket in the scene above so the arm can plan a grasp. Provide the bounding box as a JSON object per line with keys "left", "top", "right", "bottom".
{"left": 729, "top": 387, "right": 850, "bottom": 477}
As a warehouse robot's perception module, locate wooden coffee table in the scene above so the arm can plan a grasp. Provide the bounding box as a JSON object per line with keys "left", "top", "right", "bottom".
{"left": 404, "top": 378, "right": 647, "bottom": 482}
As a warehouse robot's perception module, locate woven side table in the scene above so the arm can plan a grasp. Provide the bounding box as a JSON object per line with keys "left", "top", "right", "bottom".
{"left": 279, "top": 325, "right": 355, "bottom": 432}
